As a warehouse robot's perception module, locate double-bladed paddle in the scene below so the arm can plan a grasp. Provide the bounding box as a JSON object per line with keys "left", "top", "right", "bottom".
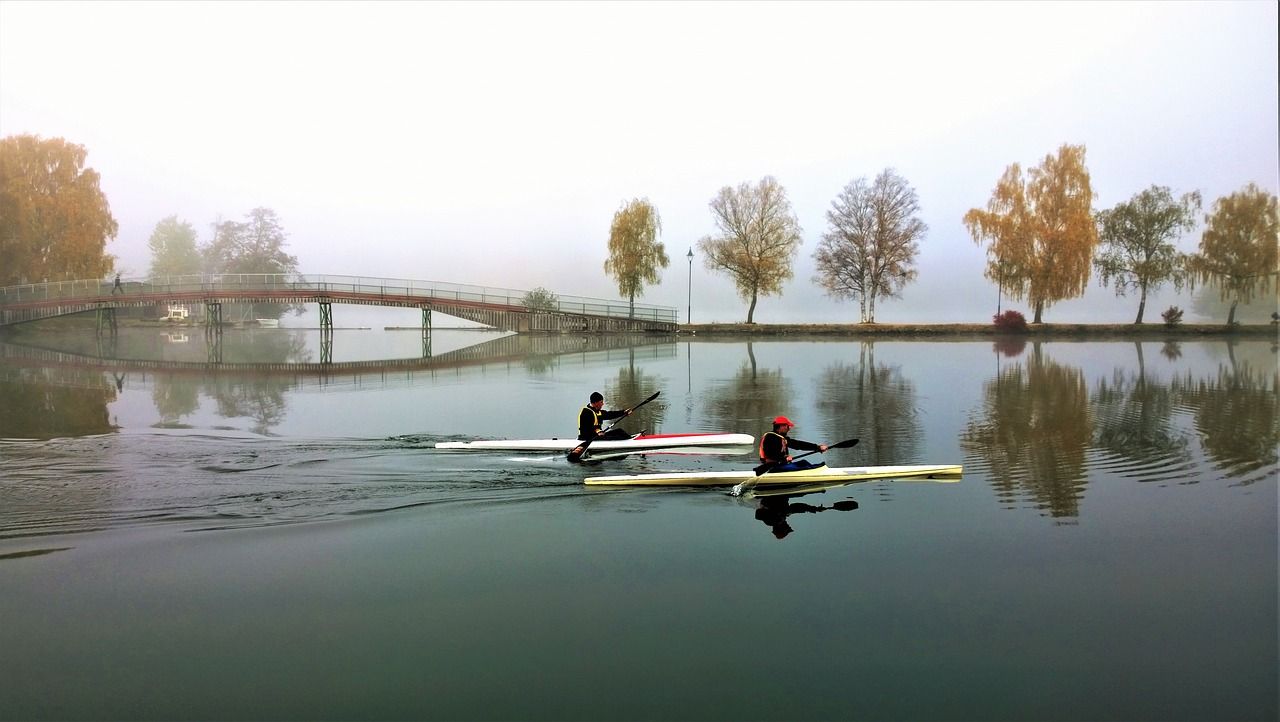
{"left": 567, "top": 391, "right": 661, "bottom": 462}
{"left": 752, "top": 437, "right": 860, "bottom": 476}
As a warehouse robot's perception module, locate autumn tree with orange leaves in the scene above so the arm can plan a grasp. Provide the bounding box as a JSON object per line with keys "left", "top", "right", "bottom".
{"left": 604, "top": 198, "right": 668, "bottom": 318}
{"left": 0, "top": 135, "right": 118, "bottom": 286}
{"left": 964, "top": 144, "right": 1097, "bottom": 324}
{"left": 1186, "top": 184, "right": 1278, "bottom": 325}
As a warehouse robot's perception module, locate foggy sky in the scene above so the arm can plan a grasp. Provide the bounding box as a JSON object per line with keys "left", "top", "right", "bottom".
{"left": 1, "top": 1, "right": 1276, "bottom": 325}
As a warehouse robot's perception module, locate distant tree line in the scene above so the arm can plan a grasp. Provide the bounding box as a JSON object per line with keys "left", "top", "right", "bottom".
{"left": 616, "top": 142, "right": 1276, "bottom": 325}
{"left": 0, "top": 134, "right": 299, "bottom": 287}
{"left": 3, "top": 133, "right": 1275, "bottom": 325}
{"left": 147, "top": 207, "right": 298, "bottom": 279}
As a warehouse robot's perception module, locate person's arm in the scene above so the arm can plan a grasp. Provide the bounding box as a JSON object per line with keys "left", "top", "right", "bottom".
{"left": 601, "top": 408, "right": 629, "bottom": 422}
{"left": 787, "top": 437, "right": 822, "bottom": 452}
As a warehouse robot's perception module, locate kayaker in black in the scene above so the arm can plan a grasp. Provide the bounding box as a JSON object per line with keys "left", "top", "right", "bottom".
{"left": 578, "top": 391, "right": 632, "bottom": 441}
{"left": 759, "top": 415, "right": 827, "bottom": 472}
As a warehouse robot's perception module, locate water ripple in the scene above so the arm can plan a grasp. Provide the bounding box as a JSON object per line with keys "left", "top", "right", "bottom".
{"left": 0, "top": 432, "right": 611, "bottom": 539}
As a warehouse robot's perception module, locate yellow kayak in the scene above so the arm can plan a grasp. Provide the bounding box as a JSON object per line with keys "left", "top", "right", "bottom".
{"left": 584, "top": 463, "right": 962, "bottom": 486}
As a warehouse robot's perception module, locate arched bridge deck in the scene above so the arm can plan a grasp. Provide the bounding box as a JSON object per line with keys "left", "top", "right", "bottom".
{"left": 0, "top": 274, "right": 679, "bottom": 332}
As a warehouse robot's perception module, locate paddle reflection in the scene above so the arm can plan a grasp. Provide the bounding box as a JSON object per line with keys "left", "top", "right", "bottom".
{"left": 750, "top": 482, "right": 861, "bottom": 540}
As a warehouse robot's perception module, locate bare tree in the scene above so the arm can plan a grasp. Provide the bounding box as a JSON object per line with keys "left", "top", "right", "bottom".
{"left": 697, "top": 176, "right": 803, "bottom": 324}
{"left": 812, "top": 169, "right": 925, "bottom": 322}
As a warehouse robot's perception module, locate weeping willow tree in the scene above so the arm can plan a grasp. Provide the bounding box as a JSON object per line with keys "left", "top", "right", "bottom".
{"left": 1186, "top": 184, "right": 1279, "bottom": 325}
{"left": 603, "top": 198, "right": 668, "bottom": 318}
{"left": 1094, "top": 186, "right": 1201, "bottom": 324}
{"left": 964, "top": 144, "right": 1097, "bottom": 324}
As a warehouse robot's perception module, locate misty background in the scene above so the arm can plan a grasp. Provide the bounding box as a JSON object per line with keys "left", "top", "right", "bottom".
{"left": 1, "top": 1, "right": 1276, "bottom": 326}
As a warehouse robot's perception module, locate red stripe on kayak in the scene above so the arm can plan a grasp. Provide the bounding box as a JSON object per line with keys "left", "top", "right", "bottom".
{"left": 632, "top": 433, "right": 726, "bottom": 440}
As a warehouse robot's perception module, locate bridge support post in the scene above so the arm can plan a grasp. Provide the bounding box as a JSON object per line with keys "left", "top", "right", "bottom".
{"left": 96, "top": 331, "right": 118, "bottom": 358}
{"left": 320, "top": 333, "right": 333, "bottom": 364}
{"left": 208, "top": 332, "right": 223, "bottom": 363}
{"left": 205, "top": 302, "right": 222, "bottom": 333}
{"left": 421, "top": 307, "right": 432, "bottom": 357}
{"left": 95, "top": 307, "right": 117, "bottom": 336}
{"left": 319, "top": 302, "right": 333, "bottom": 332}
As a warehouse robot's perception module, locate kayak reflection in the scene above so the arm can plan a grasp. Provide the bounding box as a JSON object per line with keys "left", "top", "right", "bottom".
{"left": 750, "top": 481, "right": 861, "bottom": 540}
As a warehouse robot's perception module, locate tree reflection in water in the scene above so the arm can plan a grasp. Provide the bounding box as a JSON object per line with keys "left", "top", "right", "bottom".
{"left": 602, "top": 347, "right": 666, "bottom": 434}
{"left": 702, "top": 343, "right": 791, "bottom": 437}
{"left": 962, "top": 343, "right": 1091, "bottom": 519}
{"left": 814, "top": 342, "right": 921, "bottom": 466}
{"left": 152, "top": 374, "right": 200, "bottom": 428}
{"left": 1091, "top": 342, "right": 1191, "bottom": 472}
{"left": 0, "top": 373, "right": 116, "bottom": 438}
{"left": 1173, "top": 361, "right": 1278, "bottom": 485}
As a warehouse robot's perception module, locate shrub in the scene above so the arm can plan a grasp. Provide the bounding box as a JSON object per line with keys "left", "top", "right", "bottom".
{"left": 1161, "top": 306, "right": 1184, "bottom": 327}
{"left": 993, "top": 310, "right": 1028, "bottom": 332}
{"left": 993, "top": 337, "right": 1027, "bottom": 358}
{"left": 522, "top": 287, "right": 559, "bottom": 312}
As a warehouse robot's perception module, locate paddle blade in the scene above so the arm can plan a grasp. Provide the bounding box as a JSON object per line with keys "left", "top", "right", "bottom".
{"left": 567, "top": 444, "right": 588, "bottom": 462}
{"left": 829, "top": 438, "right": 860, "bottom": 450}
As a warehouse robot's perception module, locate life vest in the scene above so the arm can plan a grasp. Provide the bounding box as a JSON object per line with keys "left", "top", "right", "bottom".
{"left": 581, "top": 405, "right": 603, "bottom": 437}
{"left": 759, "top": 431, "right": 788, "bottom": 462}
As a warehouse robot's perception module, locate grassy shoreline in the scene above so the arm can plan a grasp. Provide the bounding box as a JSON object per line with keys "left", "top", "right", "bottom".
{"left": 679, "top": 322, "right": 1278, "bottom": 337}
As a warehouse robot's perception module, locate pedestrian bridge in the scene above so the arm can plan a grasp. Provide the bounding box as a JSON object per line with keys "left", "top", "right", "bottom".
{"left": 0, "top": 274, "right": 679, "bottom": 333}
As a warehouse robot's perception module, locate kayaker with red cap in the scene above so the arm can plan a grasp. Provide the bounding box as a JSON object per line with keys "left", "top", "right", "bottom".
{"left": 759, "top": 416, "right": 827, "bottom": 472}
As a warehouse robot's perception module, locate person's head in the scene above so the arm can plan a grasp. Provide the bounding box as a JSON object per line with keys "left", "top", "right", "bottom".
{"left": 772, "top": 415, "right": 795, "bottom": 433}
{"left": 590, "top": 391, "right": 604, "bottom": 409}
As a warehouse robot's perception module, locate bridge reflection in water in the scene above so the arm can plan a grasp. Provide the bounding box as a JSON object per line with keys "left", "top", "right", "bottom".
{"left": 0, "top": 332, "right": 678, "bottom": 393}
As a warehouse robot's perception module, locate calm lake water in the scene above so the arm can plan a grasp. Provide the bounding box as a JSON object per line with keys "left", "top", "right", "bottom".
{"left": 1, "top": 327, "right": 1276, "bottom": 721}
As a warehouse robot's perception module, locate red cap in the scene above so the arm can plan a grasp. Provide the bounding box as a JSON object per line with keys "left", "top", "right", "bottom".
{"left": 772, "top": 416, "right": 794, "bottom": 426}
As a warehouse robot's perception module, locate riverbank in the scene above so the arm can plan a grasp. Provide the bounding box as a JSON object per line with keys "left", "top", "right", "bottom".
{"left": 678, "top": 322, "right": 1279, "bottom": 337}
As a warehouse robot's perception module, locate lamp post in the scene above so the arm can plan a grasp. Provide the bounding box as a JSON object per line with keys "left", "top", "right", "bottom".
{"left": 686, "top": 248, "right": 693, "bottom": 325}
{"left": 996, "top": 258, "right": 1004, "bottom": 317}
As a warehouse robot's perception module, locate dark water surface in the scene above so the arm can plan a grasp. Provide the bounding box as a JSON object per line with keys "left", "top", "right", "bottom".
{"left": 1, "top": 329, "right": 1275, "bottom": 721}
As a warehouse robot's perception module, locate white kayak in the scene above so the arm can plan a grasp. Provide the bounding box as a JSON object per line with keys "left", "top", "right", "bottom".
{"left": 435, "top": 432, "right": 755, "bottom": 456}
{"left": 584, "top": 463, "right": 962, "bottom": 486}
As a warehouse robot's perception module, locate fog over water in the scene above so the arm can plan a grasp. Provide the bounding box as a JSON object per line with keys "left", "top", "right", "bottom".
{"left": 1, "top": 1, "right": 1276, "bottom": 324}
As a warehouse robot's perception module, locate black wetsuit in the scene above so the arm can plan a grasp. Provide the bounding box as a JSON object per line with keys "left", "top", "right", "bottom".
{"left": 578, "top": 405, "right": 629, "bottom": 441}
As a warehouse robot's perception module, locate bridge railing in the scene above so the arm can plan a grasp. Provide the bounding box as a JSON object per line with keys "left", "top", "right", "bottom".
{"left": 0, "top": 273, "right": 679, "bottom": 323}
